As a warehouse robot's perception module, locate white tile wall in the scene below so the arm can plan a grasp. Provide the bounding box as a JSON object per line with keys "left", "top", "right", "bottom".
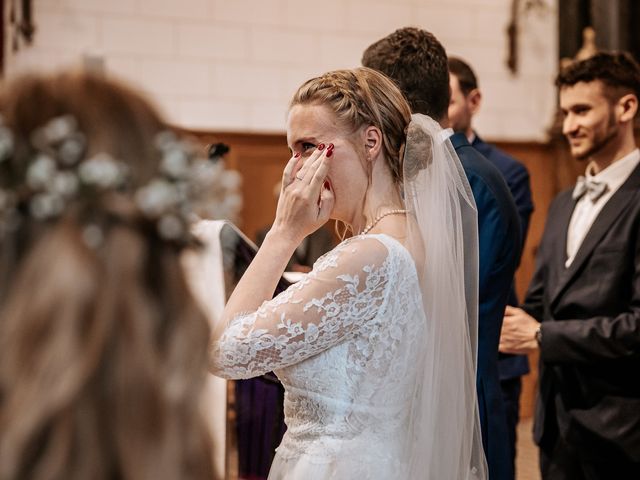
{"left": 213, "top": 64, "right": 282, "bottom": 100}
{"left": 136, "top": 58, "right": 212, "bottom": 97}
{"left": 100, "top": 17, "right": 176, "bottom": 56}
{"left": 344, "top": 2, "right": 413, "bottom": 35}
{"left": 176, "top": 23, "right": 249, "bottom": 60}
{"left": 4, "top": 0, "right": 558, "bottom": 140}
{"left": 248, "top": 100, "right": 289, "bottom": 132}
{"left": 318, "top": 33, "right": 373, "bottom": 70}
{"left": 34, "top": 10, "right": 100, "bottom": 53}
{"left": 212, "top": 0, "right": 286, "bottom": 27}
{"left": 177, "top": 97, "right": 250, "bottom": 131}
{"left": 38, "top": 0, "right": 135, "bottom": 16}
{"left": 248, "top": 28, "right": 318, "bottom": 64}
{"left": 414, "top": 5, "right": 476, "bottom": 43}
{"left": 140, "top": 0, "right": 210, "bottom": 20}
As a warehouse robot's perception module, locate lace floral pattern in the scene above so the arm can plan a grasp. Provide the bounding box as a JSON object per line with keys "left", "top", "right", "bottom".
{"left": 210, "top": 234, "right": 425, "bottom": 478}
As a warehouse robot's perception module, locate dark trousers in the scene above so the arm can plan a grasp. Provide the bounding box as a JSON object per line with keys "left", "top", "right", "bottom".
{"left": 540, "top": 434, "right": 640, "bottom": 480}
{"left": 500, "top": 377, "right": 521, "bottom": 480}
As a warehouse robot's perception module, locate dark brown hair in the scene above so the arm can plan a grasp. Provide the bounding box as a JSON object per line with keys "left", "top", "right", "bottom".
{"left": 362, "top": 27, "right": 450, "bottom": 121}
{"left": 448, "top": 56, "right": 478, "bottom": 96}
{"left": 556, "top": 51, "right": 640, "bottom": 105}
{"left": 0, "top": 71, "right": 214, "bottom": 480}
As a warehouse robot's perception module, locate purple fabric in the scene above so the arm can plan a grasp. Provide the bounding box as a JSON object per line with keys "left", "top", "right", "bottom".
{"left": 236, "top": 376, "right": 286, "bottom": 479}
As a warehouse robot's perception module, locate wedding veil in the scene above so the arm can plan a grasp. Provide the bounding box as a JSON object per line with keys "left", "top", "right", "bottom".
{"left": 402, "top": 114, "right": 487, "bottom": 479}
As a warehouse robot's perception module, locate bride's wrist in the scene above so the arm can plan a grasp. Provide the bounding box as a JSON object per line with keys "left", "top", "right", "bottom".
{"left": 263, "top": 227, "right": 302, "bottom": 252}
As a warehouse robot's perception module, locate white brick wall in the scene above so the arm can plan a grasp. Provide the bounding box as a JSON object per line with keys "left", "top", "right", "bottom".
{"left": 4, "top": 0, "right": 558, "bottom": 140}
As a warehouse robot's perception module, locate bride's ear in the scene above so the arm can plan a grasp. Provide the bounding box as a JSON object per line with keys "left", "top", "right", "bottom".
{"left": 363, "top": 126, "right": 383, "bottom": 161}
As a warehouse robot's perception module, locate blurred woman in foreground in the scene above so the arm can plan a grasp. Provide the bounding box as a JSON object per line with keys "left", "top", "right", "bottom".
{"left": 0, "top": 71, "right": 215, "bottom": 480}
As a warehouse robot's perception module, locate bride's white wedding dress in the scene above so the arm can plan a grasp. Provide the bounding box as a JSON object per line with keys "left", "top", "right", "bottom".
{"left": 210, "top": 114, "right": 487, "bottom": 480}
{"left": 210, "top": 233, "right": 424, "bottom": 479}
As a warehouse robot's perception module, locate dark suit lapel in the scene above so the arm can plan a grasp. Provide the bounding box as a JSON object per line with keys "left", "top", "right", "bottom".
{"left": 546, "top": 192, "right": 576, "bottom": 302}
{"left": 550, "top": 163, "right": 640, "bottom": 307}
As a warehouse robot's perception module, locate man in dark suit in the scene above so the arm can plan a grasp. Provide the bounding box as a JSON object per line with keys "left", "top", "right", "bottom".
{"left": 500, "top": 52, "right": 640, "bottom": 479}
{"left": 449, "top": 56, "right": 534, "bottom": 478}
{"left": 363, "top": 27, "right": 521, "bottom": 480}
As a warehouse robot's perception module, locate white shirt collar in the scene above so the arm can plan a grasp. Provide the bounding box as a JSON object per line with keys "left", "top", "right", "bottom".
{"left": 585, "top": 148, "right": 640, "bottom": 190}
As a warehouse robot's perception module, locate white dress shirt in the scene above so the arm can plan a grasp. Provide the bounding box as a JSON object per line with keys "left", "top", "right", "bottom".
{"left": 565, "top": 148, "right": 640, "bottom": 267}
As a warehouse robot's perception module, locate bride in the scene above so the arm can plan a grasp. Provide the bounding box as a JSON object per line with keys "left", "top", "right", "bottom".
{"left": 209, "top": 67, "right": 487, "bottom": 479}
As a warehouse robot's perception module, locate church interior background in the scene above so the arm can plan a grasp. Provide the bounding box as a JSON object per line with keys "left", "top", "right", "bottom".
{"left": 2, "top": 1, "right": 638, "bottom": 479}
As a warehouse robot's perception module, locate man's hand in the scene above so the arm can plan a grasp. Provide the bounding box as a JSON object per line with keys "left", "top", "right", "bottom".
{"left": 499, "top": 306, "right": 540, "bottom": 354}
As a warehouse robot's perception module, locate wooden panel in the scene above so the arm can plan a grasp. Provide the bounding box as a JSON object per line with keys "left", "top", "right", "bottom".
{"left": 495, "top": 138, "right": 585, "bottom": 419}
{"left": 493, "top": 140, "right": 555, "bottom": 419}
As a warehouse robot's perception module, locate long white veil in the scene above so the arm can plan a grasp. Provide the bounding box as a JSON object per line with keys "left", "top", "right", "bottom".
{"left": 403, "top": 114, "right": 487, "bottom": 479}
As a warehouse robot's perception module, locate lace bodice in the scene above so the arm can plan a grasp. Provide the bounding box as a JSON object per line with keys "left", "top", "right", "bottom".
{"left": 210, "top": 234, "right": 426, "bottom": 477}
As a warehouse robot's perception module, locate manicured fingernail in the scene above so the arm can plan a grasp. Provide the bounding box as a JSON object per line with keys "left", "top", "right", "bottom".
{"left": 317, "top": 143, "right": 325, "bottom": 151}
{"left": 294, "top": 152, "right": 301, "bottom": 158}
{"left": 326, "top": 143, "right": 334, "bottom": 157}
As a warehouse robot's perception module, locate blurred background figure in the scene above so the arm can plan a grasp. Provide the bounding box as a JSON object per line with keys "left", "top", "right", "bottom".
{"left": 256, "top": 181, "right": 334, "bottom": 274}
{"left": 203, "top": 142, "right": 243, "bottom": 225}
{"left": 0, "top": 71, "right": 216, "bottom": 480}
{"left": 449, "top": 56, "right": 534, "bottom": 480}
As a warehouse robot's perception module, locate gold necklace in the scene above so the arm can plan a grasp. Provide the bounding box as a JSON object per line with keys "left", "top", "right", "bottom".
{"left": 360, "top": 209, "right": 408, "bottom": 235}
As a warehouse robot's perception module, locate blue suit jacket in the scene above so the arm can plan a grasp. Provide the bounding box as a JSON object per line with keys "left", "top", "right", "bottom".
{"left": 472, "top": 134, "right": 534, "bottom": 380}
{"left": 450, "top": 133, "right": 521, "bottom": 480}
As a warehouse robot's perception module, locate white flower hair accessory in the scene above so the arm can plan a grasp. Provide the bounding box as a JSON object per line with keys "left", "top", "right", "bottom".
{"left": 0, "top": 114, "right": 242, "bottom": 244}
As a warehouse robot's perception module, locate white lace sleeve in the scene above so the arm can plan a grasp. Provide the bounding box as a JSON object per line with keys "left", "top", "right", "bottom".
{"left": 210, "top": 236, "right": 392, "bottom": 379}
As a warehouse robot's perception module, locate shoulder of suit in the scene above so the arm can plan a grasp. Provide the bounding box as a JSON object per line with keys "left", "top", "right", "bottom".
{"left": 461, "top": 155, "right": 517, "bottom": 217}
{"left": 474, "top": 138, "right": 528, "bottom": 175}
{"left": 456, "top": 144, "right": 506, "bottom": 183}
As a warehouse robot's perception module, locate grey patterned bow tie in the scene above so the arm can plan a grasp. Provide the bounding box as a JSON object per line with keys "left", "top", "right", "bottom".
{"left": 572, "top": 176, "right": 608, "bottom": 202}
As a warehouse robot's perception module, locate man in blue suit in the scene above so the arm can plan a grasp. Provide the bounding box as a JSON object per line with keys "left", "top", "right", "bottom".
{"left": 363, "top": 27, "right": 521, "bottom": 480}
{"left": 449, "top": 56, "right": 534, "bottom": 478}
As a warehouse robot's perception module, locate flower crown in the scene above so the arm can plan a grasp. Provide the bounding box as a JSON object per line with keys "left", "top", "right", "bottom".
{"left": 0, "top": 114, "right": 241, "bottom": 246}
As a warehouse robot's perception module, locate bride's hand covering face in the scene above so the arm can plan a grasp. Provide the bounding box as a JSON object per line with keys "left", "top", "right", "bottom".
{"left": 284, "top": 103, "right": 375, "bottom": 237}
{"left": 271, "top": 136, "right": 334, "bottom": 245}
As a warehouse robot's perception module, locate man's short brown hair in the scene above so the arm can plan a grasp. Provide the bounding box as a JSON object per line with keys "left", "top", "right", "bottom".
{"left": 362, "top": 27, "right": 450, "bottom": 121}
{"left": 556, "top": 51, "right": 640, "bottom": 104}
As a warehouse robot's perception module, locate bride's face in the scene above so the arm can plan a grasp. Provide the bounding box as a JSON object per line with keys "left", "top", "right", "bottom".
{"left": 286, "top": 103, "right": 368, "bottom": 224}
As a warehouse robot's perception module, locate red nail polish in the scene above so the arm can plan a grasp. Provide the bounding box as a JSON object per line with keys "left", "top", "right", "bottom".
{"left": 327, "top": 143, "right": 334, "bottom": 150}
{"left": 326, "top": 146, "right": 334, "bottom": 157}
{"left": 294, "top": 152, "right": 301, "bottom": 158}
{"left": 317, "top": 143, "right": 325, "bottom": 150}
